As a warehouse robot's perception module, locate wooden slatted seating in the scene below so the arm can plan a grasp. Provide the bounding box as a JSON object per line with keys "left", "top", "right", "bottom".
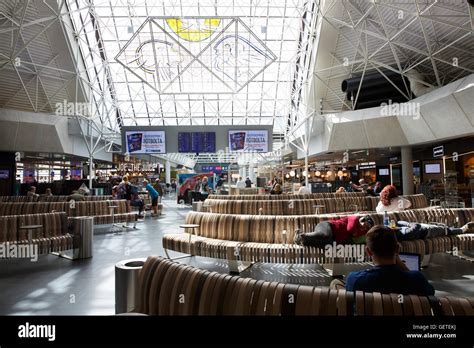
{"left": 207, "top": 192, "right": 366, "bottom": 200}
{"left": 38, "top": 195, "right": 114, "bottom": 202}
{"left": 0, "top": 200, "right": 137, "bottom": 225}
{"left": 133, "top": 256, "right": 474, "bottom": 316}
{"left": 0, "top": 212, "right": 73, "bottom": 256}
{"left": 162, "top": 208, "right": 474, "bottom": 262}
{"left": 0, "top": 195, "right": 114, "bottom": 202}
{"left": 206, "top": 194, "right": 428, "bottom": 215}
{"left": 0, "top": 196, "right": 37, "bottom": 202}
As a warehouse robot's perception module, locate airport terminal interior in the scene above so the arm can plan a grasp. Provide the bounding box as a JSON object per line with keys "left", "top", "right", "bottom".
{"left": 1, "top": 0, "right": 474, "bottom": 320}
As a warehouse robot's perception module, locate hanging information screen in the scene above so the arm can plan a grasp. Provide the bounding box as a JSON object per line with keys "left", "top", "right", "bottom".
{"left": 178, "top": 132, "right": 216, "bottom": 153}
{"left": 228, "top": 130, "right": 268, "bottom": 152}
{"left": 125, "top": 130, "right": 166, "bottom": 154}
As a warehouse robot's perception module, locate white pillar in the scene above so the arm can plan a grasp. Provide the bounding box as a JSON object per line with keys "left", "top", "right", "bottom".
{"left": 305, "top": 150, "right": 309, "bottom": 187}
{"left": 165, "top": 160, "right": 171, "bottom": 184}
{"left": 88, "top": 120, "right": 94, "bottom": 190}
{"left": 249, "top": 162, "right": 255, "bottom": 183}
{"left": 401, "top": 146, "right": 414, "bottom": 195}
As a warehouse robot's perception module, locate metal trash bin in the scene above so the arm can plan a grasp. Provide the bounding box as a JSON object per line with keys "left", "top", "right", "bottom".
{"left": 71, "top": 216, "right": 94, "bottom": 259}
{"left": 192, "top": 201, "right": 203, "bottom": 212}
{"left": 115, "top": 258, "right": 146, "bottom": 314}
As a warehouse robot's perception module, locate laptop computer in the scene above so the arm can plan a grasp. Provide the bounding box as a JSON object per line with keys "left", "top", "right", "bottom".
{"left": 399, "top": 253, "right": 421, "bottom": 271}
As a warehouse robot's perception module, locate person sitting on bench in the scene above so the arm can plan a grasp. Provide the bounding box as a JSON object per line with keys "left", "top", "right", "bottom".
{"left": 330, "top": 225, "right": 435, "bottom": 296}
{"left": 294, "top": 215, "right": 375, "bottom": 247}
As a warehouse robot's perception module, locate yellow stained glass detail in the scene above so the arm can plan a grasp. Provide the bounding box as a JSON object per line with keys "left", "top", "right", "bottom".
{"left": 166, "top": 18, "right": 221, "bottom": 42}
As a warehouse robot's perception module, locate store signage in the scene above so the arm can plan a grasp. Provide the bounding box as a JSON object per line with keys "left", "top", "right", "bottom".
{"left": 95, "top": 163, "right": 114, "bottom": 169}
{"left": 357, "top": 162, "right": 376, "bottom": 170}
{"left": 433, "top": 146, "right": 444, "bottom": 158}
{"left": 117, "top": 162, "right": 158, "bottom": 172}
{"left": 389, "top": 156, "right": 399, "bottom": 164}
{"left": 202, "top": 165, "right": 229, "bottom": 172}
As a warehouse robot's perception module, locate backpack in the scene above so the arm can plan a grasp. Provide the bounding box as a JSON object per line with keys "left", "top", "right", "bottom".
{"left": 117, "top": 183, "right": 127, "bottom": 199}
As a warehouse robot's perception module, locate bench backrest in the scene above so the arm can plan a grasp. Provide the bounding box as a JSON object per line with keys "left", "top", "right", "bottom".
{"left": 135, "top": 256, "right": 474, "bottom": 316}
{"left": 0, "top": 200, "right": 130, "bottom": 217}
{"left": 0, "top": 196, "right": 37, "bottom": 202}
{"left": 0, "top": 212, "right": 68, "bottom": 242}
{"left": 0, "top": 195, "right": 113, "bottom": 203}
{"left": 208, "top": 192, "right": 366, "bottom": 200}
{"left": 185, "top": 208, "right": 474, "bottom": 243}
{"left": 207, "top": 195, "right": 428, "bottom": 215}
{"left": 38, "top": 195, "right": 113, "bottom": 202}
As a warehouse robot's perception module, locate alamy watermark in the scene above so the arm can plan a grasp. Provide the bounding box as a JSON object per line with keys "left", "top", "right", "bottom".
{"left": 18, "top": 322, "right": 55, "bottom": 341}
{"left": 381, "top": 99, "right": 420, "bottom": 120}
{"left": 324, "top": 242, "right": 365, "bottom": 262}
{"left": 0, "top": 242, "right": 38, "bottom": 262}
{"left": 55, "top": 100, "right": 92, "bottom": 117}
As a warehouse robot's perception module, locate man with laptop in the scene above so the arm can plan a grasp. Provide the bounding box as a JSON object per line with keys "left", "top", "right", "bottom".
{"left": 331, "top": 225, "right": 435, "bottom": 296}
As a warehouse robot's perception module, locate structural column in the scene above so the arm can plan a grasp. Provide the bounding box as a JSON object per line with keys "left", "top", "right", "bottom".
{"left": 401, "top": 146, "right": 414, "bottom": 195}
{"left": 88, "top": 120, "right": 94, "bottom": 190}
{"left": 165, "top": 160, "right": 171, "bottom": 184}
{"left": 249, "top": 162, "right": 256, "bottom": 184}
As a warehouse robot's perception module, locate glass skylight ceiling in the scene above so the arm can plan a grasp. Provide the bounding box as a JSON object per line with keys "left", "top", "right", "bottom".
{"left": 66, "top": 0, "right": 318, "bottom": 137}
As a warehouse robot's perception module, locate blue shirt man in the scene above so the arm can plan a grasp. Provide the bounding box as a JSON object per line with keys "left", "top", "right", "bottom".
{"left": 146, "top": 183, "right": 159, "bottom": 199}
{"left": 143, "top": 180, "right": 159, "bottom": 216}
{"left": 346, "top": 264, "right": 434, "bottom": 296}
{"left": 332, "top": 225, "right": 434, "bottom": 297}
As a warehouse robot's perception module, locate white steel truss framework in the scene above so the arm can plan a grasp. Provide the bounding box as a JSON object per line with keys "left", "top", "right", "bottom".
{"left": 0, "top": 0, "right": 321, "bottom": 165}
{"left": 312, "top": 0, "right": 474, "bottom": 113}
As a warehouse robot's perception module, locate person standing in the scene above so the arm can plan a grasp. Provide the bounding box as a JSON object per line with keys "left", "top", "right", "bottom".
{"left": 245, "top": 177, "right": 252, "bottom": 188}
{"left": 200, "top": 176, "right": 210, "bottom": 201}
{"left": 351, "top": 179, "right": 369, "bottom": 193}
{"left": 153, "top": 178, "right": 163, "bottom": 196}
{"left": 143, "top": 180, "right": 159, "bottom": 217}
{"left": 236, "top": 177, "right": 246, "bottom": 189}
{"left": 215, "top": 175, "right": 224, "bottom": 193}
{"left": 118, "top": 176, "right": 133, "bottom": 210}
{"left": 372, "top": 181, "right": 383, "bottom": 195}
{"left": 129, "top": 183, "right": 144, "bottom": 218}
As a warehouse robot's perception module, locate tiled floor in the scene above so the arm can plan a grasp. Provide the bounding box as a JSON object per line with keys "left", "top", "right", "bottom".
{"left": 0, "top": 197, "right": 473, "bottom": 315}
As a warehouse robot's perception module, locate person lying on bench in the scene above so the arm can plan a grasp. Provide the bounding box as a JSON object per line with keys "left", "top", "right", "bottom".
{"left": 330, "top": 225, "right": 435, "bottom": 296}
{"left": 395, "top": 220, "right": 474, "bottom": 240}
{"left": 294, "top": 215, "right": 375, "bottom": 247}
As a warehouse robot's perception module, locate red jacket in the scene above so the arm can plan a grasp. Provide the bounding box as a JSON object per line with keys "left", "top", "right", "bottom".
{"left": 329, "top": 216, "right": 366, "bottom": 243}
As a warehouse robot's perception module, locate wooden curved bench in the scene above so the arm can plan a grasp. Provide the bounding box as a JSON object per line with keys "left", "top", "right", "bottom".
{"left": 181, "top": 209, "right": 474, "bottom": 243}
{"left": 0, "top": 212, "right": 73, "bottom": 255}
{"left": 134, "top": 256, "right": 474, "bottom": 315}
{"left": 162, "top": 233, "right": 474, "bottom": 263}
{"left": 206, "top": 194, "right": 428, "bottom": 215}
{"left": 0, "top": 200, "right": 137, "bottom": 225}
{"left": 162, "top": 208, "right": 474, "bottom": 261}
{"left": 208, "top": 192, "right": 366, "bottom": 200}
